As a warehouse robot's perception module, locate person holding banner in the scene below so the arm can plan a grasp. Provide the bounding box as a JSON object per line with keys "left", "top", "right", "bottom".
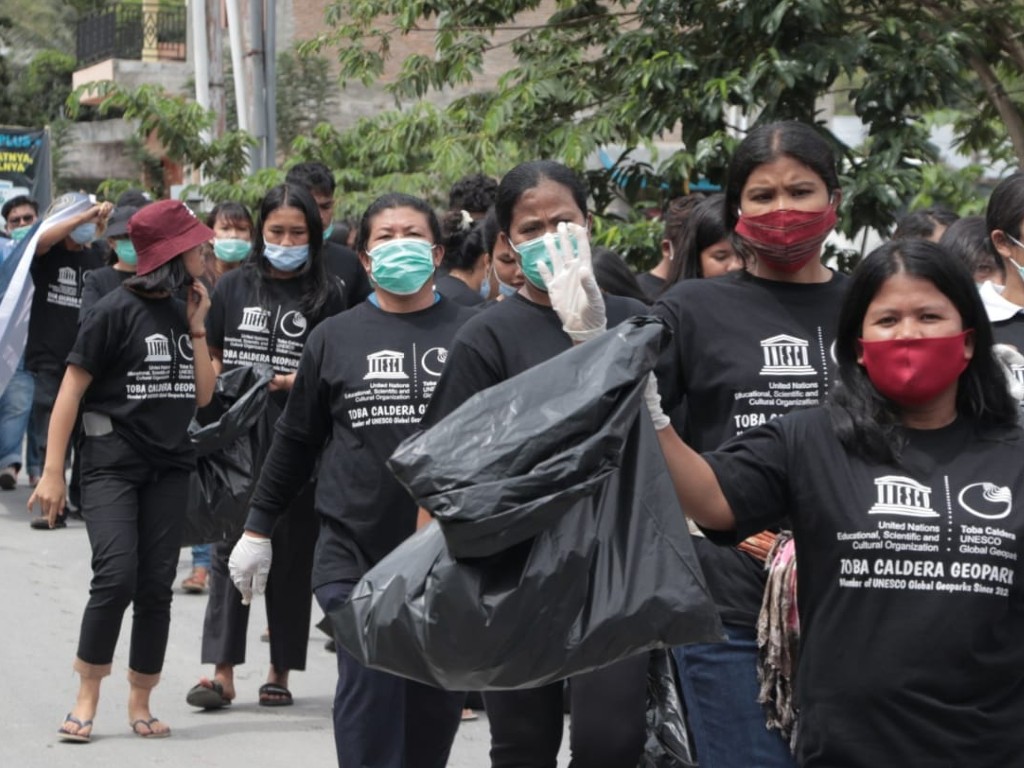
{"left": 26, "top": 193, "right": 110, "bottom": 529}
{"left": 29, "top": 199, "right": 215, "bottom": 742}
{"left": 0, "top": 196, "right": 39, "bottom": 490}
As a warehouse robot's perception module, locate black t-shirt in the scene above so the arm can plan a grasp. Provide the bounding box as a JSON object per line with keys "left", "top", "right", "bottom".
{"left": 435, "top": 273, "right": 486, "bottom": 307}
{"left": 706, "top": 407, "right": 1024, "bottom": 767}
{"left": 992, "top": 317, "right": 1024, "bottom": 354}
{"left": 423, "top": 292, "right": 649, "bottom": 426}
{"left": 67, "top": 287, "right": 198, "bottom": 469}
{"left": 636, "top": 271, "right": 666, "bottom": 300}
{"left": 26, "top": 241, "right": 105, "bottom": 373}
{"left": 652, "top": 269, "right": 849, "bottom": 626}
{"left": 246, "top": 296, "right": 477, "bottom": 586}
{"left": 323, "top": 242, "right": 372, "bottom": 307}
{"left": 80, "top": 266, "right": 133, "bottom": 323}
{"left": 207, "top": 265, "right": 346, "bottom": 406}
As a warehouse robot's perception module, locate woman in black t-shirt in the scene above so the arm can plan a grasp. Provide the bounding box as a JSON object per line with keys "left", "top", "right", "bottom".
{"left": 649, "top": 239, "right": 1024, "bottom": 766}
{"left": 435, "top": 209, "right": 490, "bottom": 306}
{"left": 186, "top": 184, "right": 345, "bottom": 712}
{"left": 420, "top": 161, "right": 649, "bottom": 768}
{"left": 179, "top": 201, "right": 256, "bottom": 596}
{"left": 29, "top": 199, "right": 216, "bottom": 742}
{"left": 652, "top": 121, "right": 849, "bottom": 768}
{"left": 227, "top": 193, "right": 476, "bottom": 768}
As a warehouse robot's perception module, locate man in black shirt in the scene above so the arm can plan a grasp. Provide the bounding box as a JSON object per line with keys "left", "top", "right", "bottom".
{"left": 285, "top": 162, "right": 372, "bottom": 307}
{"left": 26, "top": 193, "right": 110, "bottom": 529}
{"left": 0, "top": 196, "right": 40, "bottom": 490}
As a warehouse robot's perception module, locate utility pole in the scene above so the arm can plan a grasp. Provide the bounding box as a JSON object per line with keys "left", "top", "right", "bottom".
{"left": 247, "top": 0, "right": 267, "bottom": 170}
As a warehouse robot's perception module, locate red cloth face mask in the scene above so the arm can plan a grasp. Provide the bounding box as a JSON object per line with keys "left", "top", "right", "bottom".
{"left": 858, "top": 331, "right": 972, "bottom": 407}
{"left": 734, "top": 205, "right": 837, "bottom": 273}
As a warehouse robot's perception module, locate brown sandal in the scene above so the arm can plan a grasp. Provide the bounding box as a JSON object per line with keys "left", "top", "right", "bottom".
{"left": 181, "top": 567, "right": 208, "bottom": 594}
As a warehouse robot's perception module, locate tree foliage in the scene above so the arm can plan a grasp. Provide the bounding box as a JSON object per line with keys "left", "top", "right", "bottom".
{"left": 65, "top": 0, "right": 1024, "bottom": 266}
{"left": 292, "top": 0, "right": 1024, "bottom": 264}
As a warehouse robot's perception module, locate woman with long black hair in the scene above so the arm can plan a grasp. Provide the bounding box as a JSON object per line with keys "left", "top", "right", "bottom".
{"left": 648, "top": 238, "right": 1024, "bottom": 766}
{"left": 186, "top": 183, "right": 345, "bottom": 711}
{"left": 650, "top": 121, "right": 849, "bottom": 767}
{"left": 32, "top": 199, "right": 216, "bottom": 741}
{"left": 228, "top": 192, "right": 476, "bottom": 767}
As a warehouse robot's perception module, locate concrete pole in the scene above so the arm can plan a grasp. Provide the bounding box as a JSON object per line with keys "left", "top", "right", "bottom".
{"left": 225, "top": 0, "right": 249, "bottom": 135}
{"left": 208, "top": 0, "right": 226, "bottom": 139}
{"left": 247, "top": 0, "right": 267, "bottom": 170}
{"left": 264, "top": 0, "right": 277, "bottom": 164}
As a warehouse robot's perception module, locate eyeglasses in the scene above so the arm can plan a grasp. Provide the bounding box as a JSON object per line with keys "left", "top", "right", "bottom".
{"left": 6, "top": 214, "right": 36, "bottom": 226}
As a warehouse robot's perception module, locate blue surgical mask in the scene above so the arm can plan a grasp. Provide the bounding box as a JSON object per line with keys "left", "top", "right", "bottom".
{"left": 497, "top": 280, "right": 518, "bottom": 298}
{"left": 510, "top": 229, "right": 583, "bottom": 291}
{"left": 479, "top": 276, "right": 491, "bottom": 299}
{"left": 368, "top": 238, "right": 436, "bottom": 296}
{"left": 214, "top": 238, "right": 251, "bottom": 263}
{"left": 264, "top": 242, "right": 309, "bottom": 271}
{"left": 11, "top": 226, "right": 31, "bottom": 243}
{"left": 323, "top": 224, "right": 334, "bottom": 240}
{"left": 70, "top": 222, "right": 97, "bottom": 245}
{"left": 113, "top": 239, "right": 137, "bottom": 265}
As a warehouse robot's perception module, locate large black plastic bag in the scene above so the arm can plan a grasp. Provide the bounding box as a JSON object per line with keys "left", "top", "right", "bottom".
{"left": 181, "top": 364, "right": 274, "bottom": 546}
{"left": 641, "top": 649, "right": 698, "bottom": 768}
{"left": 331, "top": 317, "right": 724, "bottom": 690}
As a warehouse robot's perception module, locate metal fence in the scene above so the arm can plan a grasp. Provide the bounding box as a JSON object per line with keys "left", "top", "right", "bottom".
{"left": 76, "top": 3, "right": 187, "bottom": 67}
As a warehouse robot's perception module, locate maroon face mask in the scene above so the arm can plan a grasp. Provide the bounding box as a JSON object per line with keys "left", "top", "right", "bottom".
{"left": 734, "top": 206, "right": 837, "bottom": 273}
{"left": 858, "top": 331, "right": 972, "bottom": 407}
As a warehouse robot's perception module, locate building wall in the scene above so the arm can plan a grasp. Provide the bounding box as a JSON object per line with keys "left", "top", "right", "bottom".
{"left": 278, "top": 0, "right": 558, "bottom": 127}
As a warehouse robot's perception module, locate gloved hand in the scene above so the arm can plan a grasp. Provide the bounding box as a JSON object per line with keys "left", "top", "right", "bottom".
{"left": 228, "top": 532, "right": 272, "bottom": 605}
{"left": 644, "top": 373, "right": 671, "bottom": 431}
{"left": 993, "top": 343, "right": 1024, "bottom": 402}
{"left": 537, "top": 222, "right": 607, "bottom": 343}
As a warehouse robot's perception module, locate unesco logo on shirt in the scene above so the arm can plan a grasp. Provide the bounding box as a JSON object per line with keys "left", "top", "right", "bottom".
{"left": 420, "top": 347, "right": 447, "bottom": 377}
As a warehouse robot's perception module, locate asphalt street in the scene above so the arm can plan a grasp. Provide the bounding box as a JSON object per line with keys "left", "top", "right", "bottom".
{"left": 0, "top": 477, "right": 570, "bottom": 766}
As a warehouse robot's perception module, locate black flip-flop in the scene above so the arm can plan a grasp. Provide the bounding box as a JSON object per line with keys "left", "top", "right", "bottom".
{"left": 186, "top": 680, "right": 232, "bottom": 710}
{"left": 258, "top": 682, "right": 293, "bottom": 707}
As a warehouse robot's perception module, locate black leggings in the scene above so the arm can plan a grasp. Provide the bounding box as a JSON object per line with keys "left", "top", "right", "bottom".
{"left": 483, "top": 652, "right": 649, "bottom": 768}
{"left": 201, "top": 481, "right": 317, "bottom": 671}
{"left": 76, "top": 433, "right": 189, "bottom": 674}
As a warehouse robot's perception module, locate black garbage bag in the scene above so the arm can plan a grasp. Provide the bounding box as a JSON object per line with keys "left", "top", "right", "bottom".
{"left": 331, "top": 317, "right": 724, "bottom": 690}
{"left": 641, "top": 649, "right": 698, "bottom": 768}
{"left": 181, "top": 364, "right": 274, "bottom": 547}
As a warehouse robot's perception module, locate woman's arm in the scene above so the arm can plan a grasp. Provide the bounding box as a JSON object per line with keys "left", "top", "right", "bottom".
{"left": 187, "top": 280, "right": 215, "bottom": 407}
{"left": 644, "top": 374, "right": 736, "bottom": 531}
{"left": 655, "top": 424, "right": 736, "bottom": 531}
{"left": 27, "top": 365, "right": 92, "bottom": 526}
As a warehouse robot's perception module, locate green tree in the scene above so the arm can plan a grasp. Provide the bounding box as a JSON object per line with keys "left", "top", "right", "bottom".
{"left": 294, "top": 0, "right": 1024, "bottom": 265}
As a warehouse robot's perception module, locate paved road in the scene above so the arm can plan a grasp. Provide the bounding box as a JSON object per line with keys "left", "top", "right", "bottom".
{"left": 0, "top": 478, "right": 569, "bottom": 766}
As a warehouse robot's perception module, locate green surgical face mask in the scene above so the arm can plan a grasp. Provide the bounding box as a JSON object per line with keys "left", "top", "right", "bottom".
{"left": 510, "top": 228, "right": 583, "bottom": 291}
{"left": 323, "top": 223, "right": 335, "bottom": 240}
{"left": 213, "top": 238, "right": 252, "bottom": 263}
{"left": 10, "top": 226, "right": 32, "bottom": 243}
{"left": 113, "top": 239, "right": 138, "bottom": 266}
{"left": 368, "top": 238, "right": 436, "bottom": 295}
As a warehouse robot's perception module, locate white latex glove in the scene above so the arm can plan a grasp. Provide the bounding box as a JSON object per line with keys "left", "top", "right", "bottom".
{"left": 993, "top": 343, "right": 1024, "bottom": 401}
{"left": 537, "top": 222, "right": 607, "bottom": 343}
{"left": 228, "top": 532, "right": 272, "bottom": 605}
{"left": 644, "top": 373, "right": 671, "bottom": 430}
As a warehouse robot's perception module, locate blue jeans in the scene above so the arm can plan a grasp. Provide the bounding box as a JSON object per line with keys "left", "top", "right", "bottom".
{"left": 191, "top": 543, "right": 211, "bottom": 569}
{"left": 0, "top": 364, "right": 33, "bottom": 469}
{"left": 672, "top": 623, "right": 796, "bottom": 768}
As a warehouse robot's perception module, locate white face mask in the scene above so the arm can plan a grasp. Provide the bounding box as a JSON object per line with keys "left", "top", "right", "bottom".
{"left": 1006, "top": 234, "right": 1024, "bottom": 281}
